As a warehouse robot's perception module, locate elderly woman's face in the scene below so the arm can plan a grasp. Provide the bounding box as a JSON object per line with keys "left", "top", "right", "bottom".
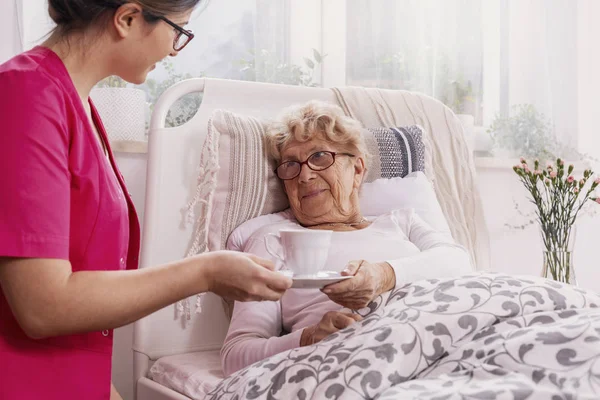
{"left": 279, "top": 137, "right": 365, "bottom": 225}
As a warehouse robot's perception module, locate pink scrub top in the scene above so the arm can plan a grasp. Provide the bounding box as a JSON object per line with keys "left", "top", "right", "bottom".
{"left": 0, "top": 47, "right": 141, "bottom": 399}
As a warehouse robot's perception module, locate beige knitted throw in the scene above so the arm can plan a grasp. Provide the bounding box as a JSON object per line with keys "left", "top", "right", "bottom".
{"left": 331, "top": 87, "right": 490, "bottom": 271}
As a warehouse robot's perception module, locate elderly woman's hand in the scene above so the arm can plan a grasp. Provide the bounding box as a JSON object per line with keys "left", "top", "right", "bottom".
{"left": 300, "top": 311, "right": 363, "bottom": 346}
{"left": 321, "top": 260, "right": 396, "bottom": 310}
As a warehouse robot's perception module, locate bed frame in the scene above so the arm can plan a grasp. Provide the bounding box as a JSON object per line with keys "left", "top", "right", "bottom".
{"left": 133, "top": 77, "right": 488, "bottom": 399}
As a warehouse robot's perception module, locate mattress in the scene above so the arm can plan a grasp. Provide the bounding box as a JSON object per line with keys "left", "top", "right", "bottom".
{"left": 148, "top": 350, "right": 224, "bottom": 399}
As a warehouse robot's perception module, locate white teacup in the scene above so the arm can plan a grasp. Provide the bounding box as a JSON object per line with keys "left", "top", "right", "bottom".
{"left": 265, "top": 229, "right": 333, "bottom": 277}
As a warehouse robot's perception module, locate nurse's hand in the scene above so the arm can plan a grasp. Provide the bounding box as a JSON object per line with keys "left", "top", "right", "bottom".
{"left": 110, "top": 383, "right": 123, "bottom": 400}
{"left": 203, "top": 251, "right": 292, "bottom": 302}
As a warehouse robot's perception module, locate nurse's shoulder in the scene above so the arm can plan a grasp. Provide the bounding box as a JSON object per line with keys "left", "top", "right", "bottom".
{"left": 0, "top": 47, "right": 71, "bottom": 108}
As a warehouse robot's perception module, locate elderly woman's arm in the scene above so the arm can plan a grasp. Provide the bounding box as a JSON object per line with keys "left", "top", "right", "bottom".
{"left": 220, "top": 299, "right": 303, "bottom": 377}
{"left": 385, "top": 209, "right": 473, "bottom": 285}
{"left": 324, "top": 209, "right": 472, "bottom": 309}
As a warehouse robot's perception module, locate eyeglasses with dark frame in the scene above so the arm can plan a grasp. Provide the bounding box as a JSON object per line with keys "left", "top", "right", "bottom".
{"left": 275, "top": 151, "right": 356, "bottom": 180}
{"left": 157, "top": 15, "right": 195, "bottom": 51}
{"left": 103, "top": 2, "right": 195, "bottom": 52}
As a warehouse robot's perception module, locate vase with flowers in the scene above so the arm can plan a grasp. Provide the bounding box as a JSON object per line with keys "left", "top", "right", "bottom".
{"left": 513, "top": 158, "right": 600, "bottom": 285}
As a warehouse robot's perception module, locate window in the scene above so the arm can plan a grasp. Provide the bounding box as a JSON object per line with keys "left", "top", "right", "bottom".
{"left": 345, "top": 0, "right": 484, "bottom": 125}
{"left": 15, "top": 0, "right": 600, "bottom": 162}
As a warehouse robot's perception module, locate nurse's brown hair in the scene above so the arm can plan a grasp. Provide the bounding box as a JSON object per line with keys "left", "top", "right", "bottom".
{"left": 48, "top": 0, "right": 204, "bottom": 37}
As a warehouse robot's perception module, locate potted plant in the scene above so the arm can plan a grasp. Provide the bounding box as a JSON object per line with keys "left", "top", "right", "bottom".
{"left": 143, "top": 59, "right": 200, "bottom": 128}
{"left": 488, "top": 104, "right": 561, "bottom": 161}
{"left": 436, "top": 66, "right": 479, "bottom": 152}
{"left": 91, "top": 75, "right": 148, "bottom": 142}
{"left": 238, "top": 48, "right": 326, "bottom": 87}
{"left": 446, "top": 78, "right": 477, "bottom": 152}
{"left": 376, "top": 51, "right": 417, "bottom": 91}
{"left": 512, "top": 157, "right": 600, "bottom": 284}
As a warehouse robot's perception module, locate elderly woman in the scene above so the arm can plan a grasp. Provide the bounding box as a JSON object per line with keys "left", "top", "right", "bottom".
{"left": 220, "top": 100, "right": 472, "bottom": 376}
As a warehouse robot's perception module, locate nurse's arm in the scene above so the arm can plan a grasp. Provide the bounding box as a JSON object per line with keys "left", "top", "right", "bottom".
{"left": 0, "top": 251, "right": 291, "bottom": 340}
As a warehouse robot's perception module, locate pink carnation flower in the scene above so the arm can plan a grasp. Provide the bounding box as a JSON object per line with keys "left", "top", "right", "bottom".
{"left": 567, "top": 176, "right": 575, "bottom": 183}
{"left": 520, "top": 157, "right": 526, "bottom": 164}
{"left": 574, "top": 187, "right": 580, "bottom": 194}
{"left": 535, "top": 170, "right": 543, "bottom": 175}
{"left": 580, "top": 179, "right": 586, "bottom": 186}
{"left": 596, "top": 198, "right": 600, "bottom": 204}
{"left": 595, "top": 178, "right": 600, "bottom": 185}
{"left": 550, "top": 171, "right": 557, "bottom": 178}
{"left": 524, "top": 166, "right": 530, "bottom": 173}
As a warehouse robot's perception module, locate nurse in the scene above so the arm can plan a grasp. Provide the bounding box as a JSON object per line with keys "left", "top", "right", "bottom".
{"left": 0, "top": 1, "right": 292, "bottom": 399}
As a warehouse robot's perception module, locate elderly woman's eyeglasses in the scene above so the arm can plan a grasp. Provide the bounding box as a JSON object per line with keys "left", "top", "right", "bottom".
{"left": 158, "top": 16, "right": 195, "bottom": 51}
{"left": 275, "top": 151, "right": 355, "bottom": 180}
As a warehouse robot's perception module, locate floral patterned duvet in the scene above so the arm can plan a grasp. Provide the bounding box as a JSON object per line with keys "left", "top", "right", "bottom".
{"left": 202, "top": 273, "right": 600, "bottom": 400}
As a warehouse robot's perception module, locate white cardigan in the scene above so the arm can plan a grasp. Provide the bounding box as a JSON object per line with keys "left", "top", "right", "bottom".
{"left": 220, "top": 209, "right": 472, "bottom": 376}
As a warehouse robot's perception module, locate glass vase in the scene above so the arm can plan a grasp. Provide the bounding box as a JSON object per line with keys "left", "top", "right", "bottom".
{"left": 540, "top": 225, "right": 577, "bottom": 285}
{"left": 542, "top": 251, "right": 577, "bottom": 285}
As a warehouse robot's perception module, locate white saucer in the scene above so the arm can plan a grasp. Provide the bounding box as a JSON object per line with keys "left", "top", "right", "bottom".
{"left": 280, "top": 270, "right": 353, "bottom": 289}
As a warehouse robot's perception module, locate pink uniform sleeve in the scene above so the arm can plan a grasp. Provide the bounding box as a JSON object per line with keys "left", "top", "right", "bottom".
{"left": 0, "top": 70, "right": 71, "bottom": 259}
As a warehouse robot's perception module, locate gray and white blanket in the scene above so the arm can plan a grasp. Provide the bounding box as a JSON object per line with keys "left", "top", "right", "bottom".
{"left": 204, "top": 273, "right": 600, "bottom": 399}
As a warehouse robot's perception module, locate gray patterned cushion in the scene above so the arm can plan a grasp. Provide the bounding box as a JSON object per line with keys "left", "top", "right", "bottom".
{"left": 363, "top": 126, "right": 426, "bottom": 182}
{"left": 206, "top": 109, "right": 427, "bottom": 252}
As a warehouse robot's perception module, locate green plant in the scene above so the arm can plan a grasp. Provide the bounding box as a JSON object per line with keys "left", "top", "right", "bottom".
{"left": 96, "top": 75, "right": 129, "bottom": 89}
{"left": 377, "top": 52, "right": 417, "bottom": 90}
{"left": 512, "top": 158, "right": 599, "bottom": 283}
{"left": 441, "top": 77, "right": 475, "bottom": 115}
{"left": 377, "top": 51, "right": 479, "bottom": 118}
{"left": 238, "top": 48, "right": 326, "bottom": 87}
{"left": 434, "top": 53, "right": 478, "bottom": 116}
{"left": 144, "top": 59, "right": 203, "bottom": 127}
{"left": 488, "top": 104, "right": 559, "bottom": 161}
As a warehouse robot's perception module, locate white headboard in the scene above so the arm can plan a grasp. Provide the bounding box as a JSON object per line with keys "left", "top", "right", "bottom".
{"left": 133, "top": 77, "right": 489, "bottom": 392}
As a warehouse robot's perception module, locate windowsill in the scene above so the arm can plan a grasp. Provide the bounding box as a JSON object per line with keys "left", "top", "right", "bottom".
{"left": 110, "top": 140, "right": 148, "bottom": 154}
{"left": 474, "top": 156, "right": 519, "bottom": 170}
{"left": 474, "top": 156, "right": 593, "bottom": 171}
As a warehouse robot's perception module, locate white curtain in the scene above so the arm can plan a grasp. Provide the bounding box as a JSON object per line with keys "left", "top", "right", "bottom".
{"left": 346, "top": 0, "right": 484, "bottom": 122}
{"left": 143, "top": 0, "right": 290, "bottom": 87}
{"left": 137, "top": 0, "right": 292, "bottom": 125}
{"left": 0, "top": 0, "right": 23, "bottom": 64}
{"left": 507, "top": 0, "right": 578, "bottom": 154}
{"left": 343, "top": 0, "right": 589, "bottom": 162}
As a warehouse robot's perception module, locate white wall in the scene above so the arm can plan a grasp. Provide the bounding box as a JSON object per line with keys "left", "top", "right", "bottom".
{"left": 113, "top": 152, "right": 600, "bottom": 399}
{"left": 577, "top": 0, "right": 600, "bottom": 161}
{"left": 0, "top": 0, "right": 23, "bottom": 63}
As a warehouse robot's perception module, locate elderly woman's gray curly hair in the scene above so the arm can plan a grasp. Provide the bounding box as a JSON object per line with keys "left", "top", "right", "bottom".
{"left": 266, "top": 100, "right": 370, "bottom": 169}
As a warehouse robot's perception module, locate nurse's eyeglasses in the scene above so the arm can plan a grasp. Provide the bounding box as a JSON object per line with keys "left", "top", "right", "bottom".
{"left": 102, "top": 2, "right": 195, "bottom": 52}
{"left": 155, "top": 15, "right": 195, "bottom": 52}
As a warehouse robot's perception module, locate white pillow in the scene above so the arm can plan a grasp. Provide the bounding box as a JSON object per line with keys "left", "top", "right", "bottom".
{"left": 361, "top": 171, "right": 450, "bottom": 233}
{"left": 227, "top": 171, "right": 450, "bottom": 251}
